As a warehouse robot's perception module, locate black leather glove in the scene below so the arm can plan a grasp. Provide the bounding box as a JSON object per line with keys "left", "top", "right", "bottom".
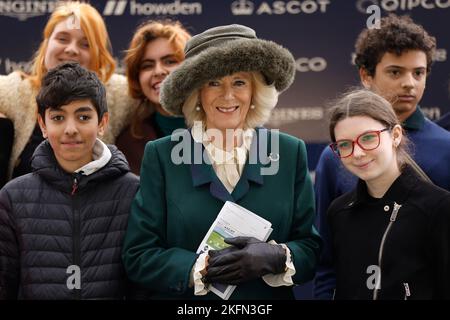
{"left": 204, "top": 236, "right": 286, "bottom": 285}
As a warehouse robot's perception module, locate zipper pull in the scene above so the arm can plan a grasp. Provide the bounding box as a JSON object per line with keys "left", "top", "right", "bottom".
{"left": 390, "top": 202, "right": 402, "bottom": 222}
{"left": 403, "top": 283, "right": 411, "bottom": 300}
{"left": 71, "top": 177, "right": 79, "bottom": 195}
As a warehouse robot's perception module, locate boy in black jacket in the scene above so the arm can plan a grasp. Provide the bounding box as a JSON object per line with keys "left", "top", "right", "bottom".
{"left": 0, "top": 63, "right": 139, "bottom": 299}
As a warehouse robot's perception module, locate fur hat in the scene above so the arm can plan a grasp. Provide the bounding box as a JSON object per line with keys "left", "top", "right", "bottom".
{"left": 160, "top": 24, "right": 296, "bottom": 116}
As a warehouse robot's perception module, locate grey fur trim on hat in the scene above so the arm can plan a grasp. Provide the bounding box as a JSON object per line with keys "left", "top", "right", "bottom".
{"left": 160, "top": 24, "right": 296, "bottom": 116}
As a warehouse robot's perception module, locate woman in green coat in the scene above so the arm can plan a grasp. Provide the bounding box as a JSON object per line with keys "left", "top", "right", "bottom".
{"left": 122, "top": 24, "right": 322, "bottom": 300}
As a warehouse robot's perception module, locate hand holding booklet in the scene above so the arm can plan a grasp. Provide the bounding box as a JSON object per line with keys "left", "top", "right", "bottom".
{"left": 196, "top": 201, "right": 273, "bottom": 300}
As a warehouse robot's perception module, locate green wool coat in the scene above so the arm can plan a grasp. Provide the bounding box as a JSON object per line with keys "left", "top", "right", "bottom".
{"left": 122, "top": 128, "right": 321, "bottom": 299}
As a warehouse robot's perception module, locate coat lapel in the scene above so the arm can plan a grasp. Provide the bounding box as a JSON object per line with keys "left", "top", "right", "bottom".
{"left": 189, "top": 128, "right": 270, "bottom": 203}
{"left": 231, "top": 129, "right": 267, "bottom": 201}
{"left": 189, "top": 130, "right": 233, "bottom": 202}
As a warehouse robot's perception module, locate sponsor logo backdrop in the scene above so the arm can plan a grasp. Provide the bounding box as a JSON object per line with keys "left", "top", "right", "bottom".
{"left": 1, "top": 0, "right": 449, "bottom": 170}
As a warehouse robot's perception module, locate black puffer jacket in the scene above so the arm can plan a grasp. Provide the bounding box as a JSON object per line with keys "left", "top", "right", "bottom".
{"left": 0, "top": 141, "right": 139, "bottom": 299}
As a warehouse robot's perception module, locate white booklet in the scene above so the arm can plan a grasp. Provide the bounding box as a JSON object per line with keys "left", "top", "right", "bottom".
{"left": 196, "top": 201, "right": 273, "bottom": 300}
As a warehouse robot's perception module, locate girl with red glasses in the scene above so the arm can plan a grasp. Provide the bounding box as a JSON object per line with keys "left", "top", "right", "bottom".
{"left": 326, "top": 89, "right": 450, "bottom": 299}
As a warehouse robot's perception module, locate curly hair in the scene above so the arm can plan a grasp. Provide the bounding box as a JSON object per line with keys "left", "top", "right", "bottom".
{"left": 124, "top": 20, "right": 191, "bottom": 139}
{"left": 125, "top": 20, "right": 191, "bottom": 101}
{"left": 354, "top": 14, "right": 436, "bottom": 77}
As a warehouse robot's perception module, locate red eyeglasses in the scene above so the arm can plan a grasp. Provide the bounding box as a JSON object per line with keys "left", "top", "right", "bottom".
{"left": 329, "top": 128, "right": 390, "bottom": 158}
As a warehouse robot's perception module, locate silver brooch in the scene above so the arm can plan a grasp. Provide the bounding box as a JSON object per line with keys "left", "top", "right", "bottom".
{"left": 268, "top": 153, "right": 280, "bottom": 162}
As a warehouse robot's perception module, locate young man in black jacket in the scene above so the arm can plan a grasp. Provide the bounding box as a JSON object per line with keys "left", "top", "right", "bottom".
{"left": 0, "top": 63, "right": 139, "bottom": 299}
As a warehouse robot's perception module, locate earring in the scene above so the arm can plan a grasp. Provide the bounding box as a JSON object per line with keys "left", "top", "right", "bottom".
{"left": 196, "top": 101, "right": 201, "bottom": 111}
{"left": 250, "top": 105, "right": 255, "bottom": 109}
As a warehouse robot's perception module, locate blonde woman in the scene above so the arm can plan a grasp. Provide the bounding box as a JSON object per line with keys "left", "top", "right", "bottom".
{"left": 122, "top": 24, "right": 321, "bottom": 299}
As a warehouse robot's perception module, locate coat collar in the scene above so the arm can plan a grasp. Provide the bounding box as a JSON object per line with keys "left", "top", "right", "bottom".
{"left": 190, "top": 128, "right": 269, "bottom": 203}
{"left": 31, "top": 140, "right": 130, "bottom": 194}
{"left": 74, "top": 139, "right": 112, "bottom": 176}
{"left": 348, "top": 165, "right": 419, "bottom": 209}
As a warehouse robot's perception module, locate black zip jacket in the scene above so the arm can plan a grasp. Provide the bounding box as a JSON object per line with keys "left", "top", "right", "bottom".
{"left": 328, "top": 165, "right": 450, "bottom": 300}
{"left": 0, "top": 140, "right": 139, "bottom": 299}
